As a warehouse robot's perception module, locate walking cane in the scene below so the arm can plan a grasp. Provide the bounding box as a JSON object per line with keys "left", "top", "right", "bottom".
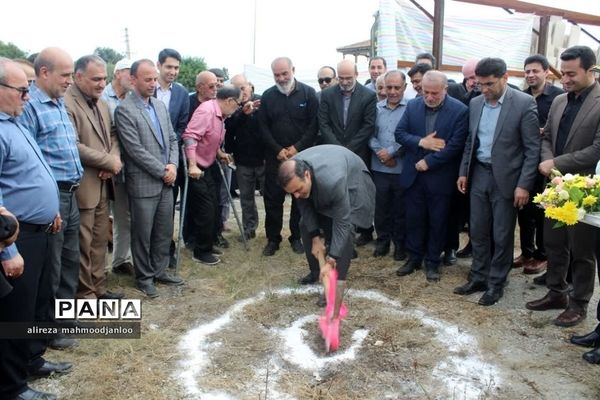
{"left": 175, "top": 145, "right": 189, "bottom": 273}
{"left": 218, "top": 161, "right": 248, "bottom": 251}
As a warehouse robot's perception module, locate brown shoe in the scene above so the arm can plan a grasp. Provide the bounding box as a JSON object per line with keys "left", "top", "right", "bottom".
{"left": 523, "top": 259, "right": 547, "bottom": 275}
{"left": 513, "top": 255, "right": 533, "bottom": 268}
{"left": 525, "top": 291, "right": 568, "bottom": 311}
{"left": 554, "top": 307, "right": 586, "bottom": 327}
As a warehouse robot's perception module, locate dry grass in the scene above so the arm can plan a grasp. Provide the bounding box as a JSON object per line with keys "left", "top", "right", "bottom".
{"left": 30, "top": 196, "right": 600, "bottom": 399}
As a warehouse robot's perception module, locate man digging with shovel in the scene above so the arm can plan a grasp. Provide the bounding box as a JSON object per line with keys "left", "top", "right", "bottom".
{"left": 278, "top": 145, "right": 375, "bottom": 351}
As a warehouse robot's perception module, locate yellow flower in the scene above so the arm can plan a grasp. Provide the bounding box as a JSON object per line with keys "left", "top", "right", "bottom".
{"left": 583, "top": 195, "right": 598, "bottom": 207}
{"left": 545, "top": 201, "right": 580, "bottom": 225}
{"left": 533, "top": 193, "right": 543, "bottom": 204}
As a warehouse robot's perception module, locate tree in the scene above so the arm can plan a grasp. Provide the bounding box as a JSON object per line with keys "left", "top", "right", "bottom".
{"left": 93, "top": 47, "right": 124, "bottom": 65}
{"left": 0, "top": 41, "right": 27, "bottom": 59}
{"left": 178, "top": 56, "right": 207, "bottom": 92}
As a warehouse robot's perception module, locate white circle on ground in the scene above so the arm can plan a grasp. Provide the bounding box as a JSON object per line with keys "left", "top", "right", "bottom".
{"left": 175, "top": 287, "right": 501, "bottom": 400}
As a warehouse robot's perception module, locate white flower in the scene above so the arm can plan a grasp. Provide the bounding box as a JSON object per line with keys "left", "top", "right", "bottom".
{"left": 558, "top": 190, "right": 570, "bottom": 200}
{"left": 577, "top": 208, "right": 586, "bottom": 220}
{"left": 563, "top": 173, "right": 575, "bottom": 181}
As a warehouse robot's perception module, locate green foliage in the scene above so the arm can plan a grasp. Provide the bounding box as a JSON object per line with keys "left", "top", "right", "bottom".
{"left": 178, "top": 56, "right": 207, "bottom": 92}
{"left": 93, "top": 47, "right": 124, "bottom": 65}
{"left": 0, "top": 41, "right": 27, "bottom": 59}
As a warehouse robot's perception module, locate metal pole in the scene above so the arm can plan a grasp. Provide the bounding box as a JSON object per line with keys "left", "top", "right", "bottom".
{"left": 218, "top": 162, "right": 248, "bottom": 251}
{"left": 175, "top": 145, "right": 189, "bottom": 273}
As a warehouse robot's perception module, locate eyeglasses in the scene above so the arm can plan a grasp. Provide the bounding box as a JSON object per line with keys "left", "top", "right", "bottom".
{"left": 318, "top": 77, "right": 333, "bottom": 85}
{"left": 0, "top": 82, "right": 29, "bottom": 100}
{"left": 230, "top": 98, "right": 242, "bottom": 108}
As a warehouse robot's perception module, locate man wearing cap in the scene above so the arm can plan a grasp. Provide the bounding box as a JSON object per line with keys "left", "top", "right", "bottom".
{"left": 102, "top": 58, "right": 135, "bottom": 275}
{"left": 65, "top": 55, "right": 123, "bottom": 299}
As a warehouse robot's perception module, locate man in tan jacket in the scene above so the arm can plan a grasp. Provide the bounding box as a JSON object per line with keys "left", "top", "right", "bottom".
{"left": 65, "top": 55, "right": 123, "bottom": 299}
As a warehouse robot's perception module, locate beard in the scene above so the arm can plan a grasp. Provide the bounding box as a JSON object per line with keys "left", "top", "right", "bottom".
{"left": 276, "top": 79, "right": 295, "bottom": 95}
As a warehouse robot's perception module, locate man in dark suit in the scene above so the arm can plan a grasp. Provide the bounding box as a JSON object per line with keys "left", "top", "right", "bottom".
{"left": 115, "top": 59, "right": 183, "bottom": 298}
{"left": 454, "top": 58, "right": 539, "bottom": 306}
{"left": 526, "top": 46, "right": 600, "bottom": 330}
{"left": 154, "top": 48, "right": 190, "bottom": 268}
{"left": 318, "top": 59, "right": 377, "bottom": 246}
{"left": 514, "top": 54, "right": 563, "bottom": 276}
{"left": 278, "top": 145, "right": 375, "bottom": 315}
{"left": 395, "top": 71, "right": 468, "bottom": 281}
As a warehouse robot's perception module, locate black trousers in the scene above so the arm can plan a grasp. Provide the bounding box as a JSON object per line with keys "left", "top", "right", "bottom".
{"left": 188, "top": 164, "right": 219, "bottom": 255}
{"left": 263, "top": 161, "right": 300, "bottom": 244}
{"left": 0, "top": 230, "right": 49, "bottom": 399}
{"left": 372, "top": 171, "right": 405, "bottom": 249}
{"left": 517, "top": 174, "right": 547, "bottom": 260}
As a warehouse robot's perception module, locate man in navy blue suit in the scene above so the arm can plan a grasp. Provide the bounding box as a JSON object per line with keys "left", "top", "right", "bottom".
{"left": 154, "top": 48, "right": 190, "bottom": 268}
{"left": 395, "top": 70, "right": 468, "bottom": 282}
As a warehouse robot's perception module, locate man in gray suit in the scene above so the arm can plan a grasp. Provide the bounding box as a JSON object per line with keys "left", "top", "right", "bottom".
{"left": 454, "top": 58, "right": 539, "bottom": 306}
{"left": 526, "top": 46, "right": 600, "bottom": 329}
{"left": 278, "top": 145, "right": 375, "bottom": 314}
{"left": 115, "top": 59, "right": 183, "bottom": 298}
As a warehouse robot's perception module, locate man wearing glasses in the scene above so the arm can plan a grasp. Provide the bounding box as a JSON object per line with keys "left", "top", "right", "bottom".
{"left": 454, "top": 57, "right": 539, "bottom": 306}
{"left": 182, "top": 85, "right": 242, "bottom": 265}
{"left": 0, "top": 57, "right": 61, "bottom": 400}
{"left": 316, "top": 66, "right": 337, "bottom": 101}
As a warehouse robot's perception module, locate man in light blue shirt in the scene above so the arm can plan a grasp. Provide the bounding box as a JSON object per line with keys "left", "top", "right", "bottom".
{"left": 18, "top": 47, "right": 83, "bottom": 353}
{"left": 369, "top": 70, "right": 408, "bottom": 260}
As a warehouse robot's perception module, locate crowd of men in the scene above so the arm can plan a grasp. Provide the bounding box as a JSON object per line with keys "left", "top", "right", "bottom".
{"left": 0, "top": 43, "right": 600, "bottom": 399}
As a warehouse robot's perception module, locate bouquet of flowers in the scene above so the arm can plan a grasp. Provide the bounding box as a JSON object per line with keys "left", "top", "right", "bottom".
{"left": 533, "top": 170, "right": 600, "bottom": 227}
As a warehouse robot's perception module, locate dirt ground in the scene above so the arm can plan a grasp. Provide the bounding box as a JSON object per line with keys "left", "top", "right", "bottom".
{"left": 32, "top": 195, "right": 600, "bottom": 400}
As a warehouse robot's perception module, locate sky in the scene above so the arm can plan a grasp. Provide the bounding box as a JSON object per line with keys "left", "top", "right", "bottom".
{"left": 1, "top": 0, "right": 598, "bottom": 83}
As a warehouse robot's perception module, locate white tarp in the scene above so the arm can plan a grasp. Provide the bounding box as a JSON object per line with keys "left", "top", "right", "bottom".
{"left": 377, "top": 0, "right": 534, "bottom": 69}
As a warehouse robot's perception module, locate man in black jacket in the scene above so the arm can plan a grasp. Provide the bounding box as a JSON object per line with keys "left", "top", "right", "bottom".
{"left": 257, "top": 57, "right": 318, "bottom": 256}
{"left": 225, "top": 74, "right": 264, "bottom": 240}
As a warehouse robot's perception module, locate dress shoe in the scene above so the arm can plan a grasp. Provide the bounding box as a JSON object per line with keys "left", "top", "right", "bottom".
{"left": 98, "top": 290, "right": 124, "bottom": 300}
{"left": 215, "top": 234, "right": 229, "bottom": 248}
{"left": 135, "top": 283, "right": 159, "bottom": 298}
{"left": 453, "top": 280, "right": 487, "bottom": 295}
{"left": 443, "top": 249, "right": 457, "bottom": 266}
{"left": 13, "top": 387, "right": 57, "bottom": 400}
{"left": 512, "top": 254, "right": 533, "bottom": 269}
{"left": 525, "top": 291, "right": 568, "bottom": 311}
{"left": 298, "top": 273, "right": 318, "bottom": 285}
{"left": 239, "top": 230, "right": 256, "bottom": 241}
{"left": 583, "top": 347, "right": 600, "bottom": 364}
{"left": 373, "top": 241, "right": 390, "bottom": 257}
{"left": 112, "top": 261, "right": 133, "bottom": 275}
{"left": 316, "top": 293, "right": 326, "bottom": 307}
{"left": 570, "top": 331, "right": 600, "bottom": 348}
{"left": 192, "top": 252, "right": 220, "bottom": 265}
{"left": 554, "top": 307, "right": 586, "bottom": 327}
{"left": 355, "top": 232, "right": 373, "bottom": 247}
{"left": 396, "top": 259, "right": 421, "bottom": 276}
{"left": 48, "top": 337, "right": 77, "bottom": 350}
{"left": 30, "top": 361, "right": 73, "bottom": 379}
{"left": 456, "top": 242, "right": 472, "bottom": 258}
{"left": 425, "top": 264, "right": 440, "bottom": 282}
{"left": 155, "top": 273, "right": 184, "bottom": 286}
{"left": 478, "top": 287, "right": 504, "bottom": 306}
{"left": 533, "top": 272, "right": 546, "bottom": 286}
{"left": 393, "top": 246, "right": 407, "bottom": 261}
{"left": 523, "top": 259, "right": 547, "bottom": 275}
{"left": 290, "top": 239, "right": 304, "bottom": 254}
{"left": 262, "top": 241, "right": 280, "bottom": 256}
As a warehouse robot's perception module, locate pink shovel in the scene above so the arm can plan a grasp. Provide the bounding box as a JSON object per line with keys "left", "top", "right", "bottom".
{"left": 318, "top": 254, "right": 347, "bottom": 353}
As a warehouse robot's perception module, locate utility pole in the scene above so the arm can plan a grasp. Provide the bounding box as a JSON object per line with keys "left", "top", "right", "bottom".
{"left": 124, "top": 28, "right": 131, "bottom": 59}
